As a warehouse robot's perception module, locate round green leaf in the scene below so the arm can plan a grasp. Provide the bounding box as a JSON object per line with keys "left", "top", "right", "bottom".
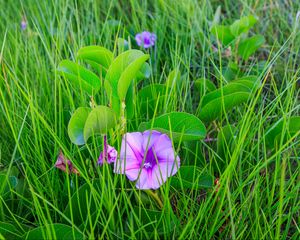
{"left": 57, "top": 60, "right": 101, "bottom": 95}
{"left": 83, "top": 106, "right": 117, "bottom": 142}
{"left": 77, "top": 45, "right": 113, "bottom": 70}
{"left": 117, "top": 54, "right": 149, "bottom": 100}
{"left": 211, "top": 25, "right": 235, "bottom": 46}
{"left": 166, "top": 69, "right": 181, "bottom": 87}
{"left": 238, "top": 34, "right": 265, "bottom": 60}
{"left": 230, "top": 15, "right": 257, "bottom": 36}
{"left": 68, "top": 107, "right": 91, "bottom": 145}
{"left": 25, "top": 224, "right": 84, "bottom": 240}
{"left": 265, "top": 117, "right": 300, "bottom": 149}
{"left": 125, "top": 82, "right": 135, "bottom": 119}
{"left": 195, "top": 78, "right": 217, "bottom": 95}
{"left": 199, "top": 82, "right": 255, "bottom": 122}
{"left": 105, "top": 50, "right": 145, "bottom": 97}
{"left": 136, "top": 62, "right": 151, "bottom": 82}
{"left": 138, "top": 112, "right": 206, "bottom": 141}
{"left": 170, "top": 166, "right": 214, "bottom": 189}
{"left": 104, "top": 50, "right": 148, "bottom": 113}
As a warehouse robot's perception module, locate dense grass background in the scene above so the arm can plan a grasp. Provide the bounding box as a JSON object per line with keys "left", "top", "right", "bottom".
{"left": 0, "top": 0, "right": 299, "bottom": 239}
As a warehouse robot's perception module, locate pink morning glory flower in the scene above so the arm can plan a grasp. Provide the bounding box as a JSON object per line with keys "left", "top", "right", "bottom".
{"left": 135, "top": 31, "right": 157, "bottom": 49}
{"left": 114, "top": 130, "right": 180, "bottom": 190}
{"left": 98, "top": 145, "right": 118, "bottom": 165}
{"left": 55, "top": 150, "right": 79, "bottom": 175}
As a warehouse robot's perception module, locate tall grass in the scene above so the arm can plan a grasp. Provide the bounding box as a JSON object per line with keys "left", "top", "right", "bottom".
{"left": 0, "top": 0, "right": 299, "bottom": 239}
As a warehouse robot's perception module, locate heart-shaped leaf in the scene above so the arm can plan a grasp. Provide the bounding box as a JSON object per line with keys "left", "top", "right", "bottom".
{"left": 104, "top": 50, "right": 148, "bottom": 113}
{"left": 83, "top": 106, "right": 117, "bottom": 142}
{"left": 105, "top": 50, "right": 146, "bottom": 97}
{"left": 195, "top": 78, "right": 217, "bottom": 96}
{"left": 76, "top": 46, "right": 113, "bottom": 72}
{"left": 138, "top": 112, "right": 206, "bottom": 141}
{"left": 136, "top": 62, "right": 151, "bottom": 82}
{"left": 68, "top": 107, "right": 91, "bottom": 145}
{"left": 125, "top": 82, "right": 135, "bottom": 119}
{"left": 265, "top": 117, "right": 300, "bottom": 149}
{"left": 238, "top": 34, "right": 265, "bottom": 60}
{"left": 166, "top": 69, "right": 181, "bottom": 87}
{"left": 117, "top": 55, "right": 149, "bottom": 100}
{"left": 230, "top": 15, "right": 257, "bottom": 36}
{"left": 211, "top": 25, "right": 235, "bottom": 46}
{"left": 25, "top": 224, "right": 84, "bottom": 240}
{"left": 170, "top": 166, "right": 214, "bottom": 189}
{"left": 199, "top": 82, "right": 256, "bottom": 122}
{"left": 57, "top": 60, "right": 101, "bottom": 95}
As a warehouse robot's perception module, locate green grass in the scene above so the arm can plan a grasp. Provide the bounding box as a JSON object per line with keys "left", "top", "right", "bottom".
{"left": 0, "top": 0, "right": 299, "bottom": 239}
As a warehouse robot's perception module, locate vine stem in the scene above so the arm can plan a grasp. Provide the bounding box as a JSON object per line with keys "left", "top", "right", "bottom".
{"left": 120, "top": 100, "right": 126, "bottom": 134}
{"left": 145, "top": 190, "right": 163, "bottom": 209}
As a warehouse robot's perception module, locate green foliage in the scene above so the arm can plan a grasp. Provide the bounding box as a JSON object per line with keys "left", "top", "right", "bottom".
{"left": 211, "top": 25, "right": 235, "bottom": 45}
{"left": 230, "top": 15, "right": 257, "bottom": 36}
{"left": 238, "top": 34, "right": 265, "bottom": 60}
{"left": 199, "top": 78, "right": 259, "bottom": 122}
{"left": 68, "top": 107, "right": 91, "bottom": 145}
{"left": 211, "top": 15, "right": 263, "bottom": 61}
{"left": 131, "top": 207, "right": 179, "bottom": 237}
{"left": 265, "top": 117, "right": 300, "bottom": 149}
{"left": 76, "top": 46, "right": 113, "bottom": 75}
{"left": 67, "top": 106, "right": 117, "bottom": 145}
{"left": 117, "top": 54, "right": 149, "bottom": 100}
{"left": 57, "top": 60, "right": 101, "bottom": 95}
{"left": 0, "top": 222, "right": 22, "bottom": 240}
{"left": 1, "top": 1, "right": 299, "bottom": 239}
{"left": 139, "top": 112, "right": 206, "bottom": 141}
{"left": 195, "top": 78, "right": 217, "bottom": 95}
{"left": 138, "top": 84, "right": 168, "bottom": 114}
{"left": 25, "top": 224, "right": 84, "bottom": 240}
{"left": 217, "top": 124, "right": 237, "bottom": 160}
{"left": 170, "top": 166, "right": 214, "bottom": 189}
{"left": 83, "top": 106, "right": 117, "bottom": 142}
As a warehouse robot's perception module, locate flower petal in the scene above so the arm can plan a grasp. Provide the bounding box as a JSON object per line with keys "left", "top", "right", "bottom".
{"left": 135, "top": 168, "right": 156, "bottom": 189}
{"left": 152, "top": 158, "right": 180, "bottom": 186}
{"left": 142, "top": 130, "right": 162, "bottom": 152}
{"left": 114, "top": 132, "right": 143, "bottom": 174}
{"left": 152, "top": 133, "right": 173, "bottom": 154}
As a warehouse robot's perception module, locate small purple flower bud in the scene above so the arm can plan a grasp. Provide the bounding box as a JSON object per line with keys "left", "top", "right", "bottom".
{"left": 54, "top": 150, "right": 79, "bottom": 175}
{"left": 21, "top": 19, "right": 27, "bottom": 31}
{"left": 98, "top": 145, "right": 118, "bottom": 166}
{"left": 135, "top": 31, "right": 156, "bottom": 49}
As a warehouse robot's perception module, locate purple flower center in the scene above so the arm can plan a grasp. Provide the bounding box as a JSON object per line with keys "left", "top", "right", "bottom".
{"left": 126, "top": 140, "right": 159, "bottom": 170}
{"left": 143, "top": 37, "right": 151, "bottom": 45}
{"left": 143, "top": 147, "right": 157, "bottom": 169}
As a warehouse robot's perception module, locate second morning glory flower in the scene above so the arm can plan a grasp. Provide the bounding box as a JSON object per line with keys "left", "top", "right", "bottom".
{"left": 135, "top": 31, "right": 156, "bottom": 49}
{"left": 114, "top": 130, "right": 180, "bottom": 190}
{"left": 98, "top": 145, "right": 118, "bottom": 166}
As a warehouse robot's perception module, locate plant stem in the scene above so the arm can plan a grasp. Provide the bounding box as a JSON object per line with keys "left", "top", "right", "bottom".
{"left": 145, "top": 190, "right": 163, "bottom": 209}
